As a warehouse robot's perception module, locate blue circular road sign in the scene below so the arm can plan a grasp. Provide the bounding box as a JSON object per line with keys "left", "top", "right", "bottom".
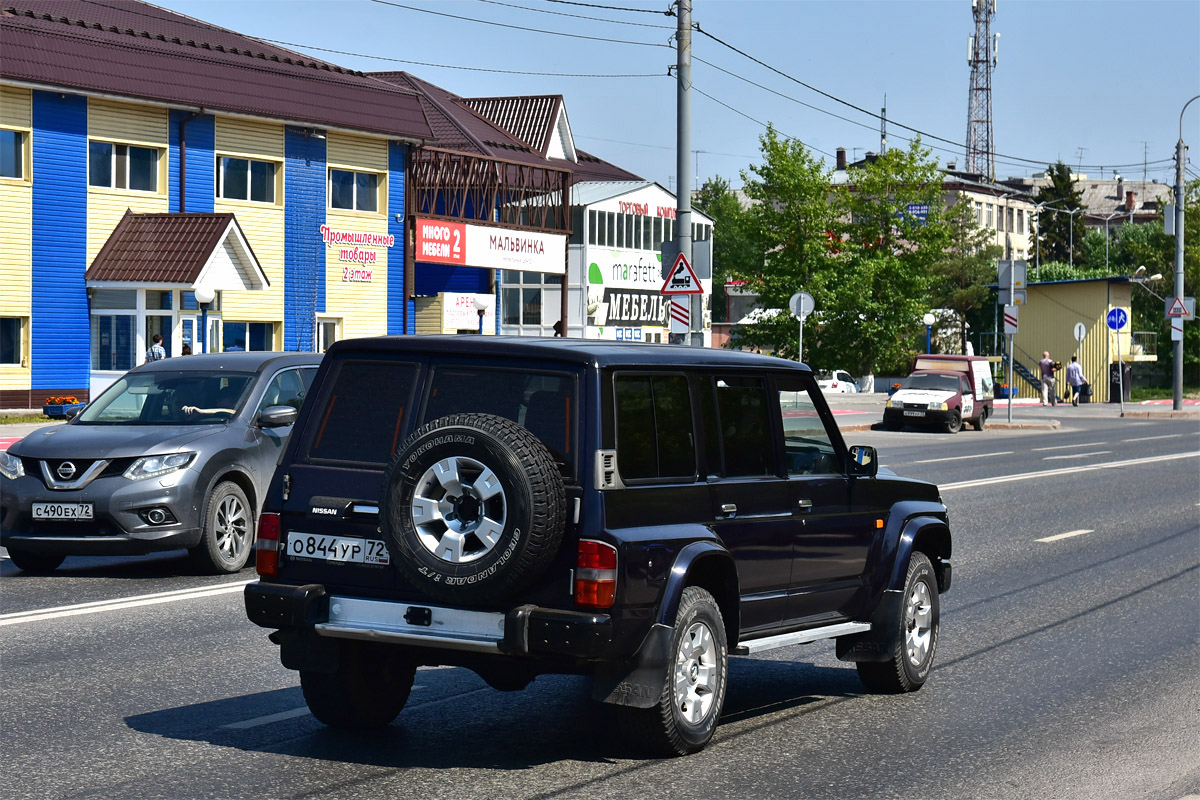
{"left": 1106, "top": 308, "right": 1128, "bottom": 331}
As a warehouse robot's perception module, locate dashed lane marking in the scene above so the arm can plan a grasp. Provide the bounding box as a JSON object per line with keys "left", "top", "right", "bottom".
{"left": 0, "top": 580, "right": 254, "bottom": 626}
{"left": 912, "top": 451, "right": 1013, "bottom": 464}
{"left": 1043, "top": 450, "right": 1112, "bottom": 460}
{"left": 1033, "top": 442, "right": 1109, "bottom": 452}
{"left": 1037, "top": 529, "right": 1096, "bottom": 543}
{"left": 939, "top": 451, "right": 1199, "bottom": 491}
{"left": 1122, "top": 433, "right": 1198, "bottom": 443}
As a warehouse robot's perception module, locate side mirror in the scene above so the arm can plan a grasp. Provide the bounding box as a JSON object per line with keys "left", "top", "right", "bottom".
{"left": 257, "top": 405, "right": 298, "bottom": 428}
{"left": 64, "top": 405, "right": 83, "bottom": 420}
{"left": 847, "top": 445, "right": 877, "bottom": 478}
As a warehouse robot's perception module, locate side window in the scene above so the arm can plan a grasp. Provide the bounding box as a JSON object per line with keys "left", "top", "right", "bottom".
{"left": 258, "top": 367, "right": 312, "bottom": 414}
{"left": 713, "top": 376, "right": 772, "bottom": 477}
{"left": 777, "top": 378, "right": 839, "bottom": 476}
{"left": 960, "top": 376, "right": 972, "bottom": 395}
{"left": 307, "top": 360, "right": 418, "bottom": 464}
{"left": 615, "top": 374, "right": 694, "bottom": 481}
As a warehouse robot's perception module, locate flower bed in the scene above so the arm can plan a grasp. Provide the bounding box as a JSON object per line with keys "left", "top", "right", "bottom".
{"left": 41, "top": 396, "right": 86, "bottom": 419}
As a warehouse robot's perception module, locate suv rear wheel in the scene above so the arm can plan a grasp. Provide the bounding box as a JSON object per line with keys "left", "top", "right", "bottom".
{"left": 301, "top": 641, "right": 416, "bottom": 729}
{"left": 381, "top": 413, "right": 566, "bottom": 605}
{"left": 622, "top": 586, "right": 728, "bottom": 756}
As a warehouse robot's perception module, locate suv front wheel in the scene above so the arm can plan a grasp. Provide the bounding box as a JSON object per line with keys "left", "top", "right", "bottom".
{"left": 856, "top": 551, "right": 939, "bottom": 693}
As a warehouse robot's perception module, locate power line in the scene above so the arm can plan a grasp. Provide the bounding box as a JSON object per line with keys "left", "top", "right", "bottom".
{"left": 367, "top": 0, "right": 669, "bottom": 47}
{"left": 474, "top": 0, "right": 672, "bottom": 28}
{"left": 264, "top": 38, "right": 662, "bottom": 77}
{"left": 692, "top": 22, "right": 1176, "bottom": 174}
{"left": 544, "top": 0, "right": 673, "bottom": 14}
{"left": 693, "top": 86, "right": 833, "bottom": 159}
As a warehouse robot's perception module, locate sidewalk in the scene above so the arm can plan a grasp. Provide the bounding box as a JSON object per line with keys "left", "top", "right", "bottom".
{"left": 828, "top": 392, "right": 1200, "bottom": 433}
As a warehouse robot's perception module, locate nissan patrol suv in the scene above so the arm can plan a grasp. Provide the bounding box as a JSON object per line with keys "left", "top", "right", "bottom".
{"left": 245, "top": 336, "right": 952, "bottom": 756}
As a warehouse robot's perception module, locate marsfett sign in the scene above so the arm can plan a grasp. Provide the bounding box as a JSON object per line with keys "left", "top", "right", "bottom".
{"left": 660, "top": 253, "right": 703, "bottom": 295}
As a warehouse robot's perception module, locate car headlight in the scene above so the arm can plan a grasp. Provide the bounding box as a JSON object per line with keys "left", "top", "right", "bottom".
{"left": 885, "top": 399, "right": 893, "bottom": 408}
{"left": 124, "top": 452, "right": 196, "bottom": 481}
{"left": 928, "top": 401, "right": 948, "bottom": 410}
{"left": 0, "top": 451, "right": 25, "bottom": 480}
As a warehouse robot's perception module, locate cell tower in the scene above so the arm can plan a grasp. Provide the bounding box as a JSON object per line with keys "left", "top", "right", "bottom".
{"left": 965, "top": 0, "right": 999, "bottom": 180}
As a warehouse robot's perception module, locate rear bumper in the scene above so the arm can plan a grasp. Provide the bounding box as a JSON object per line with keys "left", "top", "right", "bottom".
{"left": 245, "top": 582, "right": 613, "bottom": 660}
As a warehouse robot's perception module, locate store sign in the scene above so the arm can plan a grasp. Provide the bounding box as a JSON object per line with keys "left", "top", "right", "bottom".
{"left": 415, "top": 218, "right": 565, "bottom": 275}
{"left": 320, "top": 225, "right": 392, "bottom": 280}
{"left": 617, "top": 201, "right": 677, "bottom": 219}
{"left": 597, "top": 288, "right": 668, "bottom": 327}
{"left": 443, "top": 292, "right": 495, "bottom": 330}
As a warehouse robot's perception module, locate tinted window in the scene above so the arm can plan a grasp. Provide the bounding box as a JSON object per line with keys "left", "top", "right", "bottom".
{"left": 308, "top": 361, "right": 418, "bottom": 464}
{"left": 423, "top": 367, "right": 575, "bottom": 471}
{"left": 714, "top": 376, "right": 772, "bottom": 477}
{"left": 778, "top": 379, "right": 838, "bottom": 475}
{"left": 615, "top": 374, "right": 694, "bottom": 480}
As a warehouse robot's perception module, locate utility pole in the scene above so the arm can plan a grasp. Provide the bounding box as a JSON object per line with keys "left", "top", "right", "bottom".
{"left": 1173, "top": 96, "right": 1198, "bottom": 410}
{"left": 675, "top": 0, "right": 695, "bottom": 345}
{"left": 880, "top": 94, "right": 888, "bottom": 154}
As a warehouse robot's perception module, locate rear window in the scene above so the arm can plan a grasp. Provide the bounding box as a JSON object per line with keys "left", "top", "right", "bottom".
{"left": 307, "top": 360, "right": 419, "bottom": 464}
{"left": 422, "top": 366, "right": 577, "bottom": 476}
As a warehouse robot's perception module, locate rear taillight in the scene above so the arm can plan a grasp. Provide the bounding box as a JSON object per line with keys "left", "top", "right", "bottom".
{"left": 256, "top": 512, "right": 280, "bottom": 578}
{"left": 575, "top": 540, "right": 617, "bottom": 609}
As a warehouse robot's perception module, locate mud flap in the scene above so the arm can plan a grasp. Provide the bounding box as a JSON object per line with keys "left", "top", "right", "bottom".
{"left": 590, "top": 623, "right": 673, "bottom": 708}
{"left": 272, "top": 628, "right": 340, "bottom": 674}
{"left": 835, "top": 589, "right": 902, "bottom": 663}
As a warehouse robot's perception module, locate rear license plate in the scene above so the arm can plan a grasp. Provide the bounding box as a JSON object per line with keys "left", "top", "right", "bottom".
{"left": 287, "top": 532, "right": 390, "bottom": 565}
{"left": 903, "top": 410, "right": 925, "bottom": 417}
{"left": 32, "top": 502, "right": 94, "bottom": 520}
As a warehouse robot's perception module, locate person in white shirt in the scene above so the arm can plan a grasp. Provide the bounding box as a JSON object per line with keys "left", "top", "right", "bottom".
{"left": 1065, "top": 356, "right": 1086, "bottom": 406}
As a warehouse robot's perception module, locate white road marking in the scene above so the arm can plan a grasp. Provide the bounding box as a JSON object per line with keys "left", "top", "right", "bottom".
{"left": 1032, "top": 442, "right": 1108, "bottom": 452}
{"left": 940, "top": 451, "right": 1199, "bottom": 491}
{"left": 1122, "top": 433, "right": 1197, "bottom": 443}
{"left": 1043, "top": 450, "right": 1112, "bottom": 460}
{"left": 912, "top": 451, "right": 1013, "bottom": 464}
{"left": 221, "top": 707, "right": 311, "bottom": 730}
{"left": 1036, "top": 529, "right": 1096, "bottom": 543}
{"left": 0, "top": 579, "right": 254, "bottom": 627}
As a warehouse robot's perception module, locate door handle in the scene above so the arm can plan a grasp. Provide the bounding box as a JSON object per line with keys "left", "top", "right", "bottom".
{"left": 720, "top": 503, "right": 737, "bottom": 515}
{"left": 797, "top": 498, "right": 813, "bottom": 510}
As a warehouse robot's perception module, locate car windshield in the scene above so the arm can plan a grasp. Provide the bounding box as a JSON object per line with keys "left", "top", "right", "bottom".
{"left": 77, "top": 371, "right": 255, "bottom": 425}
{"left": 900, "top": 373, "right": 960, "bottom": 393}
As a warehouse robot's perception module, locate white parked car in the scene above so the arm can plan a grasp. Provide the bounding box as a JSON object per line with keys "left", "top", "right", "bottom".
{"left": 816, "top": 369, "right": 858, "bottom": 393}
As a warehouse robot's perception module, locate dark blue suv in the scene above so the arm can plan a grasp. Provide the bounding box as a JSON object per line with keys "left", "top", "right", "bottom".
{"left": 245, "top": 336, "right": 951, "bottom": 756}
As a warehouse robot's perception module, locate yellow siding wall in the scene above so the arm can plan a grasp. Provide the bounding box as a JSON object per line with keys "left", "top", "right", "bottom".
{"left": 324, "top": 133, "right": 389, "bottom": 339}
{"left": 1, "top": 86, "right": 34, "bottom": 388}
{"left": 87, "top": 100, "right": 169, "bottom": 265}
{"left": 1013, "top": 281, "right": 1123, "bottom": 402}
{"left": 414, "top": 296, "right": 444, "bottom": 335}
{"left": 214, "top": 117, "right": 285, "bottom": 332}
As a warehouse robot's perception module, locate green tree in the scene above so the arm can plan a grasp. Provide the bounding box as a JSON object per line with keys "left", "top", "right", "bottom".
{"left": 930, "top": 198, "right": 1003, "bottom": 354}
{"left": 1032, "top": 161, "right": 1085, "bottom": 266}
{"left": 807, "top": 139, "right": 951, "bottom": 377}
{"left": 694, "top": 176, "right": 756, "bottom": 323}
{"left": 726, "top": 125, "right": 844, "bottom": 358}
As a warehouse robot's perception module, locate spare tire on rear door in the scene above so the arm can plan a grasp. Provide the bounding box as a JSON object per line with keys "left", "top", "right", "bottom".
{"left": 380, "top": 413, "right": 566, "bottom": 605}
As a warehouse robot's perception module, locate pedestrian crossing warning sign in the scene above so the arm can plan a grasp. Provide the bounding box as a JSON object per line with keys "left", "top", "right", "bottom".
{"left": 660, "top": 253, "right": 704, "bottom": 295}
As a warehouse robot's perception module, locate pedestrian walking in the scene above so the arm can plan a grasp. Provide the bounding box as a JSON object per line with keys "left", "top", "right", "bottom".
{"left": 1039, "top": 350, "right": 1058, "bottom": 406}
{"left": 1065, "top": 356, "right": 1086, "bottom": 405}
{"left": 145, "top": 333, "right": 166, "bottom": 362}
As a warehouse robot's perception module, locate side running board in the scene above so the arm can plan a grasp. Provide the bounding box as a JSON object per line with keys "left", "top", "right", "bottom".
{"left": 731, "top": 621, "right": 871, "bottom": 655}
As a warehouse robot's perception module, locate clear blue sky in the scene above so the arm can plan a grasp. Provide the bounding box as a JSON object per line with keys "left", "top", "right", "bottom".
{"left": 155, "top": 0, "right": 1200, "bottom": 191}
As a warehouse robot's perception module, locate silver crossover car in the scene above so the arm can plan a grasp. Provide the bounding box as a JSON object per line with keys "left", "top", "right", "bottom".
{"left": 0, "top": 352, "right": 321, "bottom": 574}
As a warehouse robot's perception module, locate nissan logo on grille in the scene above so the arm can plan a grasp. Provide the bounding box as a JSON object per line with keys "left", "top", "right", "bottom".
{"left": 56, "top": 461, "right": 77, "bottom": 480}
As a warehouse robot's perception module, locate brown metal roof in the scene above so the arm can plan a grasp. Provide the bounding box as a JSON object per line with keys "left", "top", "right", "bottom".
{"left": 459, "top": 95, "right": 562, "bottom": 156}
{"left": 86, "top": 210, "right": 259, "bottom": 285}
{"left": 1, "top": 1, "right": 431, "bottom": 140}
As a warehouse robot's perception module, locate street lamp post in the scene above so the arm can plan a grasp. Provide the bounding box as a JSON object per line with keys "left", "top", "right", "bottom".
{"left": 1172, "top": 95, "right": 1199, "bottom": 410}
{"left": 474, "top": 293, "right": 493, "bottom": 335}
{"left": 1100, "top": 211, "right": 1124, "bottom": 273}
{"left": 194, "top": 285, "right": 215, "bottom": 354}
{"left": 923, "top": 312, "right": 935, "bottom": 353}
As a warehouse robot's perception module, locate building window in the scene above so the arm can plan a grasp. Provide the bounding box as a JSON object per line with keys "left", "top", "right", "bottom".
{"left": 0, "top": 317, "right": 23, "bottom": 364}
{"left": 88, "top": 141, "right": 159, "bottom": 192}
{"left": 588, "top": 210, "right": 598, "bottom": 245}
{"left": 1017, "top": 209, "right": 1025, "bottom": 235}
{"left": 330, "top": 169, "right": 379, "bottom": 212}
{"left": 221, "top": 321, "right": 274, "bottom": 351}
{"left": 985, "top": 204, "right": 994, "bottom": 228}
{"left": 0, "top": 130, "right": 24, "bottom": 179}
{"left": 1006, "top": 207, "right": 1014, "bottom": 233}
{"left": 217, "top": 156, "right": 276, "bottom": 203}
{"left": 318, "top": 318, "right": 340, "bottom": 352}
{"left": 91, "top": 315, "right": 136, "bottom": 372}
{"left": 974, "top": 201, "right": 982, "bottom": 226}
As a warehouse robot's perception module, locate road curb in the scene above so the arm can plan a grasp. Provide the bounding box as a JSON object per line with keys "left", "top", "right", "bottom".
{"left": 838, "top": 420, "right": 1061, "bottom": 433}
{"left": 1119, "top": 410, "right": 1200, "bottom": 420}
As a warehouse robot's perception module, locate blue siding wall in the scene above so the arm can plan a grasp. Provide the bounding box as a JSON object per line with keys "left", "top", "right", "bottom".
{"left": 284, "top": 128, "right": 326, "bottom": 351}
{"left": 31, "top": 92, "right": 89, "bottom": 391}
{"left": 415, "top": 264, "right": 489, "bottom": 296}
{"left": 387, "top": 141, "right": 408, "bottom": 334}
{"left": 169, "top": 111, "right": 215, "bottom": 213}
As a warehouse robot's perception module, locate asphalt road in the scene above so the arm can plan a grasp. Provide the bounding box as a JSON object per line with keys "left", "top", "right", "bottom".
{"left": 2, "top": 417, "right": 1197, "bottom": 800}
